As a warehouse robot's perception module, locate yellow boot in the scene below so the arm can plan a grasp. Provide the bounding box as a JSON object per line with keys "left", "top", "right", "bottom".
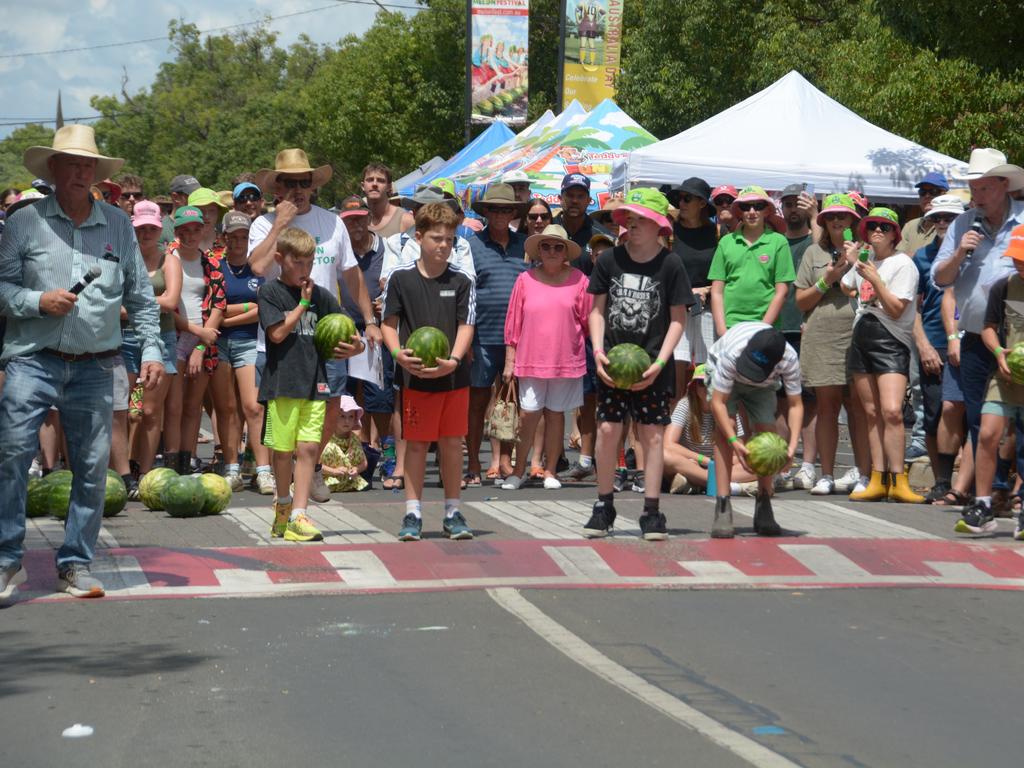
{"left": 849, "top": 470, "right": 887, "bottom": 502}
{"left": 889, "top": 472, "right": 925, "bottom": 504}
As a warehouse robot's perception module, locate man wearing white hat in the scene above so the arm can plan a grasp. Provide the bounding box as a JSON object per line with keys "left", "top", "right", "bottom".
{"left": 0, "top": 125, "right": 165, "bottom": 600}
{"left": 931, "top": 148, "right": 1024, "bottom": 454}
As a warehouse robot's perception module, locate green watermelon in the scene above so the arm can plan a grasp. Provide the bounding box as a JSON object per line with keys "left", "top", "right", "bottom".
{"left": 45, "top": 470, "right": 74, "bottom": 520}
{"left": 139, "top": 467, "right": 178, "bottom": 511}
{"left": 198, "top": 473, "right": 232, "bottom": 516}
{"left": 605, "top": 343, "right": 652, "bottom": 389}
{"left": 26, "top": 476, "right": 49, "bottom": 518}
{"left": 1007, "top": 343, "right": 1024, "bottom": 384}
{"left": 162, "top": 476, "right": 206, "bottom": 519}
{"left": 103, "top": 469, "right": 128, "bottom": 518}
{"left": 406, "top": 326, "right": 450, "bottom": 368}
{"left": 746, "top": 432, "right": 790, "bottom": 477}
{"left": 314, "top": 313, "right": 358, "bottom": 360}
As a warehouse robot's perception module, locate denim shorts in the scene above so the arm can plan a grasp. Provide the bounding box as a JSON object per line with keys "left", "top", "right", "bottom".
{"left": 346, "top": 353, "right": 395, "bottom": 413}
{"left": 470, "top": 341, "right": 506, "bottom": 389}
{"left": 326, "top": 358, "right": 348, "bottom": 398}
{"left": 121, "top": 329, "right": 178, "bottom": 375}
{"left": 218, "top": 334, "right": 258, "bottom": 369}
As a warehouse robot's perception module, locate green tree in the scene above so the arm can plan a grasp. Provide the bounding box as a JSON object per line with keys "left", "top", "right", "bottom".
{"left": 0, "top": 124, "right": 56, "bottom": 189}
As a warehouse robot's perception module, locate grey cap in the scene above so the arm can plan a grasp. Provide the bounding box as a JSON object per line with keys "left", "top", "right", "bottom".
{"left": 780, "top": 183, "right": 804, "bottom": 199}
{"left": 222, "top": 210, "right": 252, "bottom": 233}
{"left": 169, "top": 175, "right": 201, "bottom": 195}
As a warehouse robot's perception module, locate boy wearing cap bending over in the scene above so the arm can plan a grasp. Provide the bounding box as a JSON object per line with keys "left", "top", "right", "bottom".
{"left": 955, "top": 223, "right": 1024, "bottom": 541}
{"left": 705, "top": 322, "right": 803, "bottom": 538}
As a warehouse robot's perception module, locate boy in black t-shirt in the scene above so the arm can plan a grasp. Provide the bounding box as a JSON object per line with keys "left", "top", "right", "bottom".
{"left": 382, "top": 203, "right": 476, "bottom": 542}
{"left": 584, "top": 188, "right": 693, "bottom": 541}
{"left": 258, "top": 227, "right": 362, "bottom": 542}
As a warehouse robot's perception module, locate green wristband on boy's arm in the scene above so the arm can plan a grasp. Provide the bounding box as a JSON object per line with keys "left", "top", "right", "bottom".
{"left": 299, "top": 298, "right": 311, "bottom": 308}
{"left": 727, "top": 435, "right": 739, "bottom": 444}
{"left": 654, "top": 358, "right": 666, "bottom": 369}
{"left": 390, "top": 347, "right": 399, "bottom": 360}
{"left": 994, "top": 346, "right": 1005, "bottom": 358}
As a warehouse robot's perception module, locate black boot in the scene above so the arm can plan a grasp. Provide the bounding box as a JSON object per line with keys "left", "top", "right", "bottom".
{"left": 753, "top": 492, "right": 782, "bottom": 536}
{"left": 711, "top": 496, "right": 734, "bottom": 538}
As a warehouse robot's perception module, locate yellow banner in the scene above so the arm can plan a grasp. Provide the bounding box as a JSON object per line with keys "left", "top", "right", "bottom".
{"left": 562, "top": 0, "right": 624, "bottom": 109}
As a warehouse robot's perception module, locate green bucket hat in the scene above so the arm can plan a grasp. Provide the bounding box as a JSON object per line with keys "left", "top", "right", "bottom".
{"left": 173, "top": 205, "right": 204, "bottom": 228}
{"left": 187, "top": 187, "right": 229, "bottom": 211}
{"left": 612, "top": 187, "right": 673, "bottom": 236}
{"left": 816, "top": 193, "right": 859, "bottom": 226}
{"left": 857, "top": 206, "right": 902, "bottom": 245}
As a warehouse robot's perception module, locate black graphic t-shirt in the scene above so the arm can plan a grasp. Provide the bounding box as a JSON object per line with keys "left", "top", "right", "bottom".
{"left": 588, "top": 245, "right": 694, "bottom": 391}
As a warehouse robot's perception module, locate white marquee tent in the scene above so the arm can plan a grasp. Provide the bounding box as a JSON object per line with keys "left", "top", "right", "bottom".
{"left": 613, "top": 71, "right": 968, "bottom": 201}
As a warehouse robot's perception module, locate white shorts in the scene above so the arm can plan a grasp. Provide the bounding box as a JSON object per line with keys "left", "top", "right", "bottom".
{"left": 519, "top": 376, "right": 584, "bottom": 413}
{"left": 112, "top": 355, "right": 129, "bottom": 412}
{"left": 673, "top": 309, "right": 715, "bottom": 364}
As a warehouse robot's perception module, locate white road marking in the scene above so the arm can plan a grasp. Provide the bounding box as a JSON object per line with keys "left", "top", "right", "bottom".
{"left": 924, "top": 561, "right": 998, "bottom": 584}
{"left": 322, "top": 550, "right": 397, "bottom": 587}
{"left": 91, "top": 554, "right": 149, "bottom": 592}
{"left": 732, "top": 498, "right": 939, "bottom": 539}
{"left": 468, "top": 499, "right": 640, "bottom": 539}
{"left": 678, "top": 560, "right": 750, "bottom": 583}
{"left": 488, "top": 588, "right": 801, "bottom": 768}
{"left": 780, "top": 544, "right": 874, "bottom": 580}
{"left": 544, "top": 546, "right": 618, "bottom": 580}
{"left": 213, "top": 569, "right": 274, "bottom": 590}
{"left": 223, "top": 504, "right": 391, "bottom": 545}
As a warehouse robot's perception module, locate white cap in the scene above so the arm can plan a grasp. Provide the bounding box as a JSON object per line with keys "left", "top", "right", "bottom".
{"left": 501, "top": 169, "right": 530, "bottom": 185}
{"left": 924, "top": 194, "right": 966, "bottom": 219}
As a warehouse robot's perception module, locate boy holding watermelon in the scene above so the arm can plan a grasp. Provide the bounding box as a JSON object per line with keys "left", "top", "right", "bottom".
{"left": 381, "top": 203, "right": 477, "bottom": 542}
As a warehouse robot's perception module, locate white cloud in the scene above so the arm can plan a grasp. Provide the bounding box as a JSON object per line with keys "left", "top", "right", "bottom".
{"left": 599, "top": 110, "right": 639, "bottom": 129}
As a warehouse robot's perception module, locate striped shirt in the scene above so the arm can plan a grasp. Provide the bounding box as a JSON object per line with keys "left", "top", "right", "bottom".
{"left": 0, "top": 195, "right": 162, "bottom": 363}
{"left": 468, "top": 226, "right": 527, "bottom": 345}
{"left": 705, "top": 321, "right": 802, "bottom": 395}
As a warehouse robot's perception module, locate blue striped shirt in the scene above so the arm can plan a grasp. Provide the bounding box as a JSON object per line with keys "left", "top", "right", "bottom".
{"left": 468, "top": 226, "right": 527, "bottom": 345}
{"left": 0, "top": 194, "right": 162, "bottom": 363}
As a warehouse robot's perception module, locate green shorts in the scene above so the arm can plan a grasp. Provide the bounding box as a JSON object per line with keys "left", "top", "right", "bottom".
{"left": 263, "top": 397, "right": 326, "bottom": 452}
{"left": 723, "top": 382, "right": 779, "bottom": 428}
{"left": 980, "top": 400, "right": 1024, "bottom": 421}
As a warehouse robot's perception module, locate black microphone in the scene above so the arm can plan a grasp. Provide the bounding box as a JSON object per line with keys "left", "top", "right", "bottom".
{"left": 69, "top": 265, "right": 102, "bottom": 295}
{"left": 965, "top": 219, "right": 984, "bottom": 261}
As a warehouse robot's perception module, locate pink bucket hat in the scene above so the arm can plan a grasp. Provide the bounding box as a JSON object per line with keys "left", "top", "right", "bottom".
{"left": 729, "top": 185, "right": 786, "bottom": 233}
{"left": 611, "top": 187, "right": 672, "bottom": 237}
{"left": 338, "top": 394, "right": 364, "bottom": 425}
{"left": 815, "top": 193, "right": 859, "bottom": 226}
{"left": 131, "top": 200, "right": 163, "bottom": 229}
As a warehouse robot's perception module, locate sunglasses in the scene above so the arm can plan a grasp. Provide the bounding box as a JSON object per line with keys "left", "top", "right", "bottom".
{"left": 281, "top": 178, "right": 313, "bottom": 189}
{"left": 679, "top": 193, "right": 699, "bottom": 204}
{"left": 865, "top": 221, "right": 895, "bottom": 233}
{"left": 918, "top": 187, "right": 942, "bottom": 197}
{"left": 236, "top": 191, "right": 262, "bottom": 203}
{"left": 101, "top": 190, "right": 111, "bottom": 200}
{"left": 737, "top": 201, "right": 769, "bottom": 212}
{"left": 487, "top": 206, "right": 516, "bottom": 215}
{"left": 713, "top": 196, "right": 734, "bottom": 207}
{"left": 539, "top": 242, "right": 566, "bottom": 252}
{"left": 123, "top": 191, "right": 144, "bottom": 200}
{"left": 822, "top": 212, "right": 851, "bottom": 222}
{"left": 527, "top": 212, "right": 551, "bottom": 220}
{"left": 930, "top": 213, "right": 958, "bottom": 223}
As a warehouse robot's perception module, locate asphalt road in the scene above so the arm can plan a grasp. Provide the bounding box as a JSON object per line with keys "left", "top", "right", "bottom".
{"left": 3, "top": 588, "right": 1021, "bottom": 767}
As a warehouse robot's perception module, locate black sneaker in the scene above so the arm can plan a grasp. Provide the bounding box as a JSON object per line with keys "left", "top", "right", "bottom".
{"left": 398, "top": 514, "right": 422, "bottom": 542}
{"left": 556, "top": 453, "right": 570, "bottom": 473}
{"left": 639, "top": 512, "right": 668, "bottom": 541}
{"left": 955, "top": 501, "right": 997, "bottom": 535}
{"left": 612, "top": 467, "right": 629, "bottom": 493}
{"left": 630, "top": 471, "right": 646, "bottom": 494}
{"left": 583, "top": 501, "right": 616, "bottom": 538}
{"left": 753, "top": 493, "right": 782, "bottom": 536}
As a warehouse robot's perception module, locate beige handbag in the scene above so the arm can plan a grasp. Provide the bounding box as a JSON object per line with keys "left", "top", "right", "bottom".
{"left": 488, "top": 379, "right": 520, "bottom": 441}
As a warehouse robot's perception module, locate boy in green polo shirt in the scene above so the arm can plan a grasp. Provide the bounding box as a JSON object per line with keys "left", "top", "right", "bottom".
{"left": 708, "top": 185, "right": 796, "bottom": 337}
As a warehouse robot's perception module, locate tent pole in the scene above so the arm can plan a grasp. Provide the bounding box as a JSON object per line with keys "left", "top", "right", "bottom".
{"left": 557, "top": 0, "right": 566, "bottom": 112}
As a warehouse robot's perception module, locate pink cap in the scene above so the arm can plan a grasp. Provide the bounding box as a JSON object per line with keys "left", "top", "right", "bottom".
{"left": 132, "top": 200, "right": 163, "bottom": 229}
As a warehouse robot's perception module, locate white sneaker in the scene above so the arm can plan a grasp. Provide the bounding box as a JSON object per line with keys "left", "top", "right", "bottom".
{"left": 501, "top": 475, "right": 524, "bottom": 490}
{"left": 774, "top": 468, "right": 795, "bottom": 491}
{"left": 810, "top": 475, "right": 835, "bottom": 495}
{"left": 851, "top": 475, "right": 871, "bottom": 494}
{"left": 737, "top": 481, "right": 760, "bottom": 497}
{"left": 255, "top": 470, "right": 276, "bottom": 496}
{"left": 543, "top": 475, "right": 562, "bottom": 490}
{"left": 225, "top": 471, "right": 244, "bottom": 492}
{"left": 310, "top": 470, "right": 331, "bottom": 503}
{"left": 835, "top": 466, "right": 861, "bottom": 493}
{"left": 792, "top": 464, "right": 816, "bottom": 490}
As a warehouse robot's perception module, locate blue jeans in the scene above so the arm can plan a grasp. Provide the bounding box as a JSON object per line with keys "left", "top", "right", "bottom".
{"left": 0, "top": 352, "right": 115, "bottom": 570}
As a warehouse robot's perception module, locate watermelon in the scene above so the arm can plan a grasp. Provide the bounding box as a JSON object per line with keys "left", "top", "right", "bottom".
{"left": 746, "top": 432, "right": 790, "bottom": 478}
{"left": 26, "top": 476, "right": 49, "bottom": 518}
{"left": 605, "top": 343, "right": 652, "bottom": 389}
{"left": 139, "top": 467, "right": 178, "bottom": 511}
{"left": 199, "top": 473, "right": 232, "bottom": 515}
{"left": 161, "top": 475, "right": 206, "bottom": 519}
{"left": 103, "top": 469, "right": 128, "bottom": 518}
{"left": 45, "top": 470, "right": 74, "bottom": 520}
{"left": 314, "top": 313, "right": 358, "bottom": 360}
{"left": 1007, "top": 343, "right": 1024, "bottom": 384}
{"left": 406, "top": 326, "right": 450, "bottom": 368}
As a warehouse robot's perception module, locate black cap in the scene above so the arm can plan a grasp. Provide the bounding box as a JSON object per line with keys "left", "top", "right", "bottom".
{"left": 736, "top": 328, "right": 786, "bottom": 383}
{"left": 780, "top": 183, "right": 804, "bottom": 199}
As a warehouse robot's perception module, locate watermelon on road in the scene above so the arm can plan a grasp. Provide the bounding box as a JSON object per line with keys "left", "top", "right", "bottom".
{"left": 198, "top": 474, "right": 232, "bottom": 515}
{"left": 103, "top": 469, "right": 128, "bottom": 518}
{"left": 746, "top": 432, "right": 790, "bottom": 477}
{"left": 314, "top": 313, "right": 358, "bottom": 360}
{"left": 140, "top": 467, "right": 177, "bottom": 511}
{"left": 162, "top": 476, "right": 206, "bottom": 518}
{"left": 605, "top": 343, "right": 651, "bottom": 389}
{"left": 406, "top": 326, "right": 450, "bottom": 369}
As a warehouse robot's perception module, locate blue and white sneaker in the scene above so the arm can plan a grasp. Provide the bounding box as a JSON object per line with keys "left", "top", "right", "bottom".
{"left": 398, "top": 514, "right": 422, "bottom": 542}
{"left": 443, "top": 511, "right": 474, "bottom": 540}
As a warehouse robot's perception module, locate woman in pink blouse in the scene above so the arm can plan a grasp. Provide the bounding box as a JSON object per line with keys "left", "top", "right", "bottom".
{"left": 501, "top": 225, "right": 592, "bottom": 489}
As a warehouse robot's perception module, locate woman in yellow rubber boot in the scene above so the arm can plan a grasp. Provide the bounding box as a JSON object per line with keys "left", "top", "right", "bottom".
{"left": 841, "top": 208, "right": 924, "bottom": 503}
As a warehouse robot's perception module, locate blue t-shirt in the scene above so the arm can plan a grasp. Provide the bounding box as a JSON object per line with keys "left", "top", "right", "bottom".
{"left": 468, "top": 226, "right": 527, "bottom": 345}
{"left": 221, "top": 261, "right": 264, "bottom": 340}
{"left": 914, "top": 239, "right": 946, "bottom": 350}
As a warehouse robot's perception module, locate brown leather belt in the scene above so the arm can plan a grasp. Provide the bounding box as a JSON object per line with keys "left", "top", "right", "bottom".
{"left": 42, "top": 348, "right": 120, "bottom": 362}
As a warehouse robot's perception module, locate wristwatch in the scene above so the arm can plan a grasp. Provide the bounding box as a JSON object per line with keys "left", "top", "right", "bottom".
{"left": 364, "top": 316, "right": 378, "bottom": 326}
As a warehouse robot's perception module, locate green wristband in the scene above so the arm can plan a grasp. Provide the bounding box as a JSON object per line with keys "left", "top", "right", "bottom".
{"left": 299, "top": 298, "right": 311, "bottom": 308}
{"left": 994, "top": 346, "right": 1004, "bottom": 358}
{"left": 194, "top": 343, "right": 206, "bottom": 352}
{"left": 390, "top": 347, "right": 399, "bottom": 360}
{"left": 947, "top": 333, "right": 959, "bottom": 341}
{"left": 728, "top": 435, "right": 739, "bottom": 444}
{"left": 697, "top": 454, "right": 707, "bottom": 467}
{"left": 243, "top": 302, "right": 250, "bottom": 313}
{"left": 654, "top": 358, "right": 666, "bottom": 369}
{"left": 815, "top": 276, "right": 829, "bottom": 293}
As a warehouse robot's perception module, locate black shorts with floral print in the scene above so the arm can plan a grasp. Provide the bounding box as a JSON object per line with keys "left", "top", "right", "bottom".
{"left": 596, "top": 383, "right": 671, "bottom": 425}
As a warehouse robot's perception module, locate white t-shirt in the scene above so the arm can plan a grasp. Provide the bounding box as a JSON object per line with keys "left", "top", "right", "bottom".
{"left": 841, "top": 252, "right": 918, "bottom": 350}
{"left": 248, "top": 204, "right": 358, "bottom": 353}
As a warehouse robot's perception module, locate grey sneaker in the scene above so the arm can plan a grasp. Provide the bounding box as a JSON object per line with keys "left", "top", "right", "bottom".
{"left": 255, "top": 470, "right": 276, "bottom": 496}
{"left": 0, "top": 565, "right": 26, "bottom": 601}
{"left": 57, "top": 564, "right": 105, "bottom": 598}
{"left": 566, "top": 461, "right": 595, "bottom": 481}
{"left": 310, "top": 469, "right": 331, "bottom": 503}
{"left": 711, "top": 497, "right": 735, "bottom": 539}
{"left": 225, "top": 471, "right": 244, "bottom": 492}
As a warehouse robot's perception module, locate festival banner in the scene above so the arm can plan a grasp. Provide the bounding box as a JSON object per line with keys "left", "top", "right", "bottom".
{"left": 468, "top": 0, "right": 530, "bottom": 125}
{"left": 561, "top": 0, "right": 624, "bottom": 110}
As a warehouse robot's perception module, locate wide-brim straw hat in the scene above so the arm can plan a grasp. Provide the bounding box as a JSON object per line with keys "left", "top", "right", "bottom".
{"left": 524, "top": 224, "right": 582, "bottom": 263}
{"left": 470, "top": 182, "right": 530, "bottom": 217}
{"left": 23, "top": 125, "right": 124, "bottom": 184}
{"left": 590, "top": 198, "right": 624, "bottom": 227}
{"left": 255, "top": 148, "right": 332, "bottom": 192}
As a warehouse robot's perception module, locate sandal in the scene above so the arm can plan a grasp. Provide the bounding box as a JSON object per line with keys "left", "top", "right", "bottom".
{"left": 932, "top": 488, "right": 973, "bottom": 507}
{"left": 924, "top": 483, "right": 951, "bottom": 504}
{"left": 382, "top": 475, "right": 404, "bottom": 490}
{"left": 485, "top": 468, "right": 502, "bottom": 482}
{"left": 462, "top": 472, "right": 481, "bottom": 489}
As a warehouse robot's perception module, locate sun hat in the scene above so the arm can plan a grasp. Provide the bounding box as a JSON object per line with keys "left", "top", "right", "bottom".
{"left": 131, "top": 200, "right": 163, "bottom": 229}
{"left": 188, "top": 187, "right": 229, "bottom": 211}
{"left": 23, "top": 125, "right": 124, "bottom": 184}
{"left": 953, "top": 148, "right": 1024, "bottom": 190}
{"left": 501, "top": 169, "right": 530, "bottom": 186}
{"left": 589, "top": 198, "right": 624, "bottom": 226}
{"left": 97, "top": 178, "right": 122, "bottom": 204}
{"left": 399, "top": 185, "right": 462, "bottom": 213}
{"left": 471, "top": 183, "right": 530, "bottom": 217}
{"left": 815, "top": 193, "right": 859, "bottom": 226}
{"left": 4, "top": 189, "right": 46, "bottom": 218}
{"left": 729, "top": 185, "right": 786, "bottom": 233}
{"left": 924, "top": 194, "right": 965, "bottom": 220}
{"left": 524, "top": 224, "right": 582, "bottom": 263}
{"left": 233, "top": 181, "right": 261, "bottom": 199}
{"left": 737, "top": 328, "right": 786, "bottom": 383}
{"left": 710, "top": 184, "right": 738, "bottom": 203}
{"left": 173, "top": 205, "right": 204, "bottom": 228}
{"left": 561, "top": 173, "right": 591, "bottom": 193}
{"left": 611, "top": 187, "right": 673, "bottom": 237}
{"left": 431, "top": 177, "right": 458, "bottom": 199}
{"left": 338, "top": 394, "right": 364, "bottom": 424}
{"left": 255, "top": 148, "right": 332, "bottom": 192}
{"left": 846, "top": 190, "right": 870, "bottom": 216}
{"left": 663, "top": 177, "right": 712, "bottom": 207}
{"left": 689, "top": 363, "right": 707, "bottom": 386}
{"left": 1005, "top": 223, "right": 1024, "bottom": 262}
{"left": 857, "top": 207, "right": 901, "bottom": 245}
{"left": 222, "top": 210, "right": 252, "bottom": 234}
{"left": 915, "top": 172, "right": 949, "bottom": 191}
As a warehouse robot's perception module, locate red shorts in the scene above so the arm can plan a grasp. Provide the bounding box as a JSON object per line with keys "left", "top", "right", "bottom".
{"left": 402, "top": 387, "right": 469, "bottom": 443}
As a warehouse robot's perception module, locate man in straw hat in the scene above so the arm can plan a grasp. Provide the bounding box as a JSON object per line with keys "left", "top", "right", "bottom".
{"left": 0, "top": 125, "right": 165, "bottom": 600}
{"left": 249, "top": 147, "right": 381, "bottom": 504}
{"left": 932, "top": 148, "right": 1024, "bottom": 464}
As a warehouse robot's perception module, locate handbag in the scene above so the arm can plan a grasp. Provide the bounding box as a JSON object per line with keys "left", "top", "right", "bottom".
{"left": 488, "top": 378, "right": 520, "bottom": 441}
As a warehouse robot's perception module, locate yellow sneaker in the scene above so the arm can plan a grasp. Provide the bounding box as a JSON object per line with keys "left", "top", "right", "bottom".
{"left": 271, "top": 501, "right": 291, "bottom": 538}
{"left": 284, "top": 513, "right": 323, "bottom": 542}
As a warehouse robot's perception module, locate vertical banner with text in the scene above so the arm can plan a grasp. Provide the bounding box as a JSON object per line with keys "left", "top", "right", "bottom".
{"left": 469, "top": 0, "right": 530, "bottom": 125}
{"left": 562, "top": 0, "right": 623, "bottom": 109}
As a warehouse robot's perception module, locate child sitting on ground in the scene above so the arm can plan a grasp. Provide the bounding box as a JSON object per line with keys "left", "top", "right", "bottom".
{"left": 321, "top": 395, "right": 369, "bottom": 493}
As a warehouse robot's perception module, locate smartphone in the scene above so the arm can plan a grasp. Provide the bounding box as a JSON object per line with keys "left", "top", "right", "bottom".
{"left": 843, "top": 227, "right": 853, "bottom": 242}
{"left": 803, "top": 182, "right": 815, "bottom": 196}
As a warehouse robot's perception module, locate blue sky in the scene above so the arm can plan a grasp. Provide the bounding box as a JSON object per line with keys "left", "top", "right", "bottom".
{"left": 0, "top": 0, "right": 415, "bottom": 139}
